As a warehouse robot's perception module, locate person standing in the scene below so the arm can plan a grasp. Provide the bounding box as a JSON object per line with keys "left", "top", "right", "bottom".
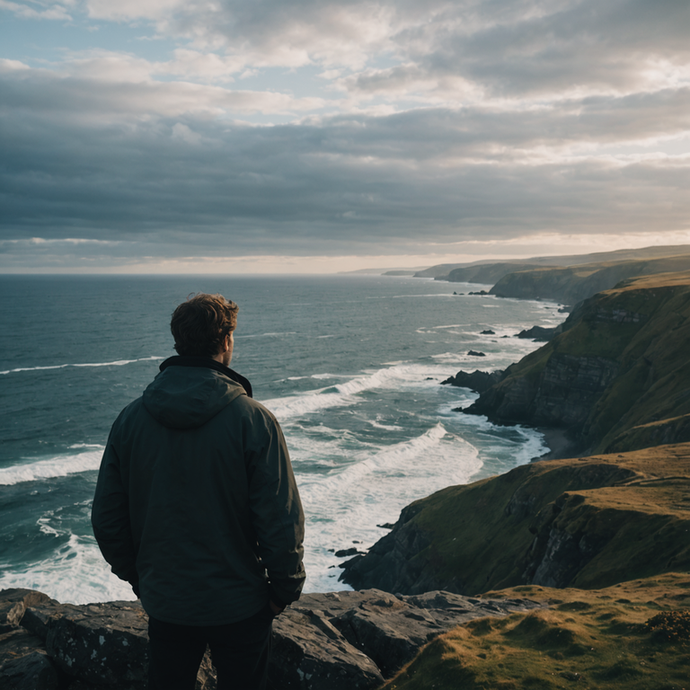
{"left": 92, "top": 293, "right": 306, "bottom": 690}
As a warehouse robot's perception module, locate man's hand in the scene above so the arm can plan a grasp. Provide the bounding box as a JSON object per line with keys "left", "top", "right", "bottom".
{"left": 269, "top": 600, "right": 285, "bottom": 616}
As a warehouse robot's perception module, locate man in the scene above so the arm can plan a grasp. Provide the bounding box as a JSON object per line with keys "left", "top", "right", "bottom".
{"left": 92, "top": 293, "right": 306, "bottom": 690}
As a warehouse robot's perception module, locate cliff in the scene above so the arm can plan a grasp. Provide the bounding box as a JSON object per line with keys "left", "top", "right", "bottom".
{"left": 340, "top": 443, "right": 690, "bottom": 597}
{"left": 489, "top": 254, "right": 690, "bottom": 305}
{"left": 442, "top": 263, "right": 549, "bottom": 285}
{"left": 0, "top": 588, "right": 540, "bottom": 689}
{"left": 465, "top": 271, "right": 690, "bottom": 455}
{"left": 413, "top": 243, "right": 690, "bottom": 281}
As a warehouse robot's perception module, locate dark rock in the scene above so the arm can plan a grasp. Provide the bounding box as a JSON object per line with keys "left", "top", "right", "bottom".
{"left": 516, "top": 325, "right": 560, "bottom": 341}
{"left": 335, "top": 548, "right": 362, "bottom": 558}
{"left": 44, "top": 600, "right": 150, "bottom": 688}
{"left": 0, "top": 628, "right": 60, "bottom": 690}
{"left": 480, "top": 329, "right": 495, "bottom": 335}
{"left": 467, "top": 350, "right": 485, "bottom": 357}
{"left": 376, "top": 523, "right": 395, "bottom": 530}
{"left": 271, "top": 602, "right": 383, "bottom": 689}
{"left": 441, "top": 369, "right": 504, "bottom": 393}
{"left": 0, "top": 589, "right": 53, "bottom": 634}
{"left": 290, "top": 590, "right": 542, "bottom": 680}
{"left": 468, "top": 290, "right": 490, "bottom": 296}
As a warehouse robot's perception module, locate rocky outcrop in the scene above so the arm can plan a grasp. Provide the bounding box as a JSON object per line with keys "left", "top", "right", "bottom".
{"left": 441, "top": 369, "right": 504, "bottom": 393}
{"left": 0, "top": 588, "right": 542, "bottom": 690}
{"left": 516, "top": 325, "right": 560, "bottom": 341}
{"left": 340, "top": 444, "right": 690, "bottom": 597}
{"left": 465, "top": 272, "right": 690, "bottom": 456}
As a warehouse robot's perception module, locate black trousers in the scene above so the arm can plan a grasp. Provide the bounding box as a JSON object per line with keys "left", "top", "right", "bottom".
{"left": 147, "top": 605, "right": 273, "bottom": 690}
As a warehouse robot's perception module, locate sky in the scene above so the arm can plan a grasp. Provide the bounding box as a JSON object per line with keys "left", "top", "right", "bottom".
{"left": 1, "top": 0, "right": 690, "bottom": 274}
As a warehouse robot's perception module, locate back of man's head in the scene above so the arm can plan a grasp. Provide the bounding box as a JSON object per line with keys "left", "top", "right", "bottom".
{"left": 171, "top": 293, "right": 238, "bottom": 358}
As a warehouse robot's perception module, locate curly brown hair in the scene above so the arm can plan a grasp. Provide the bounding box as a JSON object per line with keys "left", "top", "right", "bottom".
{"left": 170, "top": 293, "right": 239, "bottom": 358}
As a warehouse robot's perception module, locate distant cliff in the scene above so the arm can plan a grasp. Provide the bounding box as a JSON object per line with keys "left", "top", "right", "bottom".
{"left": 341, "top": 443, "right": 690, "bottom": 596}
{"left": 465, "top": 271, "right": 690, "bottom": 456}
{"left": 489, "top": 254, "right": 690, "bottom": 305}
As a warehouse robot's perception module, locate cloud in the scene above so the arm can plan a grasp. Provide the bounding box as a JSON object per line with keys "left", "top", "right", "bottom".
{"left": 2, "top": 0, "right": 689, "bottom": 271}
{"left": 0, "top": 0, "right": 72, "bottom": 20}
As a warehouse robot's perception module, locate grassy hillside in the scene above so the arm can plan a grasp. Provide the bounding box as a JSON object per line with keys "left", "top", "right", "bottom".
{"left": 380, "top": 573, "right": 690, "bottom": 690}
{"left": 413, "top": 244, "right": 690, "bottom": 281}
{"left": 490, "top": 254, "right": 690, "bottom": 305}
{"left": 341, "top": 443, "right": 690, "bottom": 597}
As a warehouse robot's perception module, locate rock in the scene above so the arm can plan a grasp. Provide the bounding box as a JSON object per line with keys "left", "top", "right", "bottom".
{"left": 480, "top": 329, "right": 495, "bottom": 335}
{"left": 516, "top": 325, "right": 560, "bottom": 341}
{"left": 467, "top": 350, "right": 485, "bottom": 357}
{"left": 335, "top": 548, "right": 362, "bottom": 558}
{"left": 468, "top": 290, "right": 489, "bottom": 296}
{"left": 0, "top": 628, "right": 60, "bottom": 690}
{"left": 270, "top": 604, "right": 384, "bottom": 689}
{"left": 440, "top": 369, "right": 504, "bottom": 393}
{"left": 43, "top": 600, "right": 150, "bottom": 688}
{"left": 0, "top": 589, "right": 53, "bottom": 634}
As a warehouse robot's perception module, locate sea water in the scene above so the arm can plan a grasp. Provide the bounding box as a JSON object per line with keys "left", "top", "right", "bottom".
{"left": 0, "top": 274, "right": 565, "bottom": 603}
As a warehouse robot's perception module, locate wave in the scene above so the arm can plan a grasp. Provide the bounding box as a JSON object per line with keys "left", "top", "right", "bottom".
{"left": 300, "top": 423, "right": 454, "bottom": 501}
{"left": 0, "top": 532, "right": 136, "bottom": 605}
{"left": 0, "top": 356, "right": 163, "bottom": 376}
{"left": 0, "top": 448, "right": 104, "bottom": 486}
{"left": 235, "top": 332, "right": 297, "bottom": 339}
{"left": 264, "top": 363, "right": 447, "bottom": 419}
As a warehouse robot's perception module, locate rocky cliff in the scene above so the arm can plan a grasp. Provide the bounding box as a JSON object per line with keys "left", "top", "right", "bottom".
{"left": 489, "top": 254, "right": 690, "bottom": 305}
{"left": 0, "top": 588, "right": 541, "bottom": 689}
{"left": 340, "top": 443, "right": 690, "bottom": 597}
{"left": 465, "top": 271, "right": 690, "bottom": 456}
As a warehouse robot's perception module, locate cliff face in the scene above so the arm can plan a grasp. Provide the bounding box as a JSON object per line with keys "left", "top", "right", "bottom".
{"left": 340, "top": 444, "right": 690, "bottom": 596}
{"left": 489, "top": 254, "right": 690, "bottom": 305}
{"left": 465, "top": 271, "right": 690, "bottom": 455}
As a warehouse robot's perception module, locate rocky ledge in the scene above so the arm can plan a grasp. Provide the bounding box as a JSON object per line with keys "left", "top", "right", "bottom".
{"left": 0, "top": 587, "right": 541, "bottom": 690}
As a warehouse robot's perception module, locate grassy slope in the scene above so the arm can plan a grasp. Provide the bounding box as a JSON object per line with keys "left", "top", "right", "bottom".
{"left": 490, "top": 254, "right": 690, "bottom": 304}
{"left": 405, "top": 443, "right": 690, "bottom": 594}
{"left": 380, "top": 573, "right": 690, "bottom": 690}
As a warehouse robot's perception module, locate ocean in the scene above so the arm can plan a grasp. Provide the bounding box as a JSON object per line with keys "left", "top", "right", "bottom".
{"left": 0, "top": 274, "right": 565, "bottom": 604}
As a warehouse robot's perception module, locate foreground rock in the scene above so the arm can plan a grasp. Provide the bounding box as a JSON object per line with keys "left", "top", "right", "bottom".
{"left": 0, "top": 588, "right": 541, "bottom": 689}
{"left": 341, "top": 443, "right": 690, "bottom": 597}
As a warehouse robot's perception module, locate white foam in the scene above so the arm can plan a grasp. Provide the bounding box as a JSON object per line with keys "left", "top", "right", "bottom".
{"left": 297, "top": 423, "right": 484, "bottom": 592}
{"left": 0, "top": 356, "right": 163, "bottom": 376}
{"left": 0, "top": 448, "right": 104, "bottom": 486}
{"left": 235, "top": 332, "right": 297, "bottom": 339}
{"left": 0, "top": 533, "right": 136, "bottom": 605}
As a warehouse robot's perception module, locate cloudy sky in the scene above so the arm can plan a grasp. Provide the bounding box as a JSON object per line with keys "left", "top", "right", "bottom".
{"left": 2, "top": 0, "right": 689, "bottom": 273}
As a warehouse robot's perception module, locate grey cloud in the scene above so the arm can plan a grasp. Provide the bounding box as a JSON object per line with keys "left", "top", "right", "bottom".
{"left": 2, "top": 75, "right": 688, "bottom": 260}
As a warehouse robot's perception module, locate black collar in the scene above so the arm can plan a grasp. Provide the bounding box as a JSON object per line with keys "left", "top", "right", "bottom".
{"left": 159, "top": 356, "right": 253, "bottom": 398}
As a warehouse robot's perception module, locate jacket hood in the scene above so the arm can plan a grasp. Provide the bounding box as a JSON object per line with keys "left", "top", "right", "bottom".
{"left": 143, "top": 358, "right": 248, "bottom": 430}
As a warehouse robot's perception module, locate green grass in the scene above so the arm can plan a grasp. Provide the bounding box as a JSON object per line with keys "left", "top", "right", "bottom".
{"left": 380, "top": 574, "right": 690, "bottom": 690}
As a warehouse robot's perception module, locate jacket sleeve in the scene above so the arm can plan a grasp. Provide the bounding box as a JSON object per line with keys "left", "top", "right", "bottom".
{"left": 246, "top": 407, "right": 306, "bottom": 606}
{"left": 91, "top": 424, "right": 139, "bottom": 589}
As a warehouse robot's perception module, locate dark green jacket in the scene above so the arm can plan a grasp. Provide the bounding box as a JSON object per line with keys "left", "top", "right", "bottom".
{"left": 91, "top": 357, "right": 306, "bottom": 626}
